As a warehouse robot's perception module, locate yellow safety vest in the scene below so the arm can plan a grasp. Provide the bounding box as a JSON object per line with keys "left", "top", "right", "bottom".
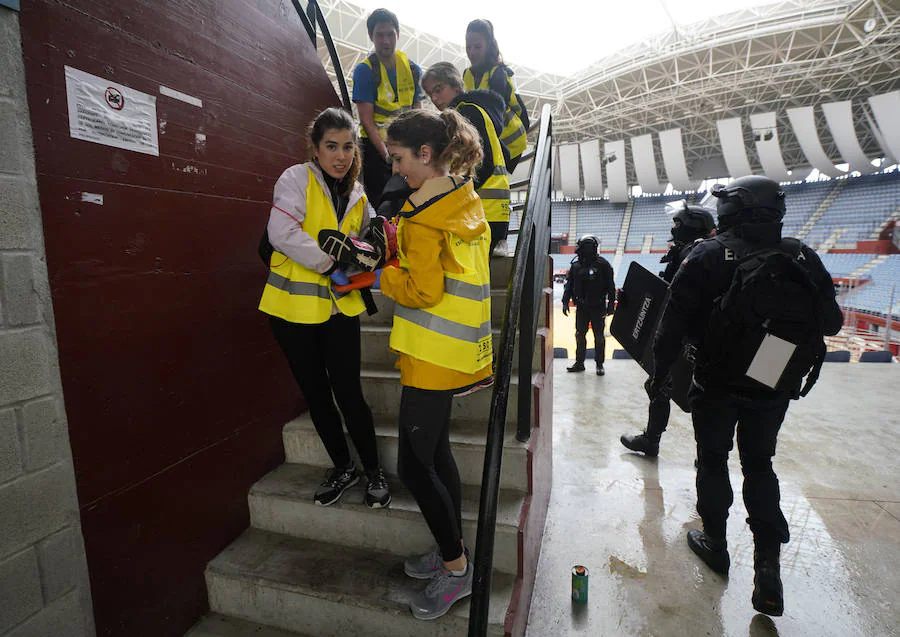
{"left": 463, "top": 66, "right": 527, "bottom": 162}
{"left": 258, "top": 167, "right": 367, "bottom": 323}
{"left": 389, "top": 205, "right": 493, "bottom": 374}
{"left": 359, "top": 51, "right": 416, "bottom": 140}
{"left": 456, "top": 99, "right": 510, "bottom": 224}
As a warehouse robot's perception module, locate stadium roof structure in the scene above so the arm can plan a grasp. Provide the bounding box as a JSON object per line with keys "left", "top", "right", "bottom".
{"left": 314, "top": 0, "right": 899, "bottom": 186}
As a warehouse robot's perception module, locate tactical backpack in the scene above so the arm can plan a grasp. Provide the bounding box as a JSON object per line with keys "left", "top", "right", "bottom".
{"left": 699, "top": 237, "right": 826, "bottom": 398}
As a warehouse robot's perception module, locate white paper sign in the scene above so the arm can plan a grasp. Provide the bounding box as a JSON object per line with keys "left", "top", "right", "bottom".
{"left": 65, "top": 66, "right": 159, "bottom": 156}
{"left": 746, "top": 333, "right": 797, "bottom": 389}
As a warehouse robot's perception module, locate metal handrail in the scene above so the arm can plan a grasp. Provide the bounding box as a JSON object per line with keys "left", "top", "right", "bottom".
{"left": 290, "top": 0, "right": 352, "bottom": 111}
{"left": 468, "top": 104, "right": 553, "bottom": 637}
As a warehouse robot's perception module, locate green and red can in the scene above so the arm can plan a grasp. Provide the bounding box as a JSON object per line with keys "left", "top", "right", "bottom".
{"left": 571, "top": 565, "right": 589, "bottom": 604}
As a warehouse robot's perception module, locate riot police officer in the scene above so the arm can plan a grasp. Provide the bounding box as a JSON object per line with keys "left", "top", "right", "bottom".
{"left": 646, "top": 176, "right": 843, "bottom": 616}
{"left": 561, "top": 235, "right": 616, "bottom": 375}
{"left": 621, "top": 202, "right": 716, "bottom": 456}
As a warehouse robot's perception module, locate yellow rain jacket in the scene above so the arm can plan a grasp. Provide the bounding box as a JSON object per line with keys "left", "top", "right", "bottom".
{"left": 380, "top": 177, "right": 493, "bottom": 390}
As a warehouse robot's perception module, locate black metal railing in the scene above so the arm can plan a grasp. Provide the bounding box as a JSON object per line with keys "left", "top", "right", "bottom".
{"left": 290, "top": 0, "right": 352, "bottom": 111}
{"left": 468, "top": 104, "right": 553, "bottom": 637}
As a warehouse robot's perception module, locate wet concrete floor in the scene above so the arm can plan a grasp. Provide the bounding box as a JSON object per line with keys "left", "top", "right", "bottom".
{"left": 524, "top": 359, "right": 900, "bottom": 637}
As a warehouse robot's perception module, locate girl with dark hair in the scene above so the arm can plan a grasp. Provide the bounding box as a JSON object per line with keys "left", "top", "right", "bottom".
{"left": 258, "top": 107, "right": 390, "bottom": 509}
{"left": 422, "top": 61, "right": 511, "bottom": 254}
{"left": 463, "top": 19, "right": 528, "bottom": 176}
{"left": 379, "top": 109, "right": 493, "bottom": 620}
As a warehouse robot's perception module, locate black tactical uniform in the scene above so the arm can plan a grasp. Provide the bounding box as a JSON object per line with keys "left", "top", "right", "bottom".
{"left": 562, "top": 235, "right": 615, "bottom": 375}
{"left": 621, "top": 203, "right": 716, "bottom": 456}
{"left": 648, "top": 176, "right": 843, "bottom": 617}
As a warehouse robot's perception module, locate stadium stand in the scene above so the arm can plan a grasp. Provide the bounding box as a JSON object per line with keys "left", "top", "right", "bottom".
{"left": 781, "top": 180, "right": 835, "bottom": 238}
{"left": 819, "top": 253, "right": 876, "bottom": 277}
{"left": 614, "top": 254, "right": 666, "bottom": 287}
{"left": 843, "top": 255, "right": 900, "bottom": 317}
{"left": 625, "top": 194, "right": 684, "bottom": 251}
{"left": 575, "top": 200, "right": 626, "bottom": 249}
{"left": 805, "top": 171, "right": 900, "bottom": 248}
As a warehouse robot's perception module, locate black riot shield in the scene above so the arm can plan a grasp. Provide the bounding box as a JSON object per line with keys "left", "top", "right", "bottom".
{"left": 610, "top": 261, "right": 692, "bottom": 412}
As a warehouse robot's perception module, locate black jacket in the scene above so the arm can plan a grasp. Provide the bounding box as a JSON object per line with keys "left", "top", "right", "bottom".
{"left": 562, "top": 255, "right": 616, "bottom": 309}
{"left": 659, "top": 240, "right": 702, "bottom": 284}
{"left": 651, "top": 222, "right": 843, "bottom": 392}
{"left": 450, "top": 89, "right": 510, "bottom": 190}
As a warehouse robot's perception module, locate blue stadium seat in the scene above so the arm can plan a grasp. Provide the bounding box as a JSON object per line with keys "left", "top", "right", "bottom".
{"left": 553, "top": 347, "right": 568, "bottom": 359}
{"left": 612, "top": 349, "right": 632, "bottom": 359}
{"left": 824, "top": 350, "right": 851, "bottom": 362}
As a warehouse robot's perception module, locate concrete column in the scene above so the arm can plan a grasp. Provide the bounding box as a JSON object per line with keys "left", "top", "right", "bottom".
{"left": 0, "top": 7, "right": 95, "bottom": 636}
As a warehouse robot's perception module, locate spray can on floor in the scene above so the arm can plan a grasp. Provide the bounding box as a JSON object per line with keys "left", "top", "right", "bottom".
{"left": 571, "top": 565, "right": 589, "bottom": 604}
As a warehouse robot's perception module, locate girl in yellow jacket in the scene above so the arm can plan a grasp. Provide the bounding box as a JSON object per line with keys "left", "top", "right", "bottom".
{"left": 463, "top": 19, "right": 528, "bottom": 173}
{"left": 258, "top": 108, "right": 390, "bottom": 509}
{"left": 378, "top": 109, "right": 492, "bottom": 620}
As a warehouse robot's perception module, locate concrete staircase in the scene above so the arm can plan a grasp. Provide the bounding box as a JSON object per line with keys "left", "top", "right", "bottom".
{"left": 818, "top": 228, "right": 845, "bottom": 253}
{"left": 796, "top": 180, "right": 846, "bottom": 241}
{"left": 186, "top": 256, "right": 554, "bottom": 637}
{"left": 615, "top": 200, "right": 634, "bottom": 257}
{"left": 852, "top": 254, "right": 890, "bottom": 278}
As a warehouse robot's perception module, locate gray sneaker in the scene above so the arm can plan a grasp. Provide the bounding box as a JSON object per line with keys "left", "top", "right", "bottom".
{"left": 408, "top": 562, "right": 473, "bottom": 620}
{"left": 404, "top": 547, "right": 442, "bottom": 579}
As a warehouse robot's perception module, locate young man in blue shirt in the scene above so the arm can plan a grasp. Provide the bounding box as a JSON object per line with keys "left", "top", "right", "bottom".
{"left": 352, "top": 8, "right": 423, "bottom": 207}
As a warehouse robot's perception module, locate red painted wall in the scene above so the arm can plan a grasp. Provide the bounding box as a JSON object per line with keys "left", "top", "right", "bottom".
{"left": 18, "top": 2, "right": 339, "bottom": 635}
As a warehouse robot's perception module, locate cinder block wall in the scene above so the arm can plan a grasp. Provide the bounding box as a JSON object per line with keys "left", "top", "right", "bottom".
{"left": 0, "top": 8, "right": 95, "bottom": 636}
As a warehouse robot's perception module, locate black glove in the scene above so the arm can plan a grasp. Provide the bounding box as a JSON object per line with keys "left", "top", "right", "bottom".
{"left": 616, "top": 288, "right": 628, "bottom": 307}
{"left": 644, "top": 375, "right": 671, "bottom": 401}
{"left": 562, "top": 301, "right": 569, "bottom": 317}
{"left": 607, "top": 301, "right": 616, "bottom": 315}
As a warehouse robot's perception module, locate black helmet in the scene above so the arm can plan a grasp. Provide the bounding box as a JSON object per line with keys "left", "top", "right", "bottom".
{"left": 575, "top": 234, "right": 599, "bottom": 259}
{"left": 710, "top": 176, "right": 786, "bottom": 225}
{"left": 670, "top": 202, "right": 715, "bottom": 244}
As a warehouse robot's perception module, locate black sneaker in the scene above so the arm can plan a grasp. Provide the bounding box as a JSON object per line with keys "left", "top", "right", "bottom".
{"left": 567, "top": 362, "right": 586, "bottom": 373}
{"left": 596, "top": 365, "right": 605, "bottom": 376}
{"left": 365, "top": 467, "right": 391, "bottom": 509}
{"left": 314, "top": 464, "right": 359, "bottom": 506}
{"left": 687, "top": 530, "right": 730, "bottom": 574}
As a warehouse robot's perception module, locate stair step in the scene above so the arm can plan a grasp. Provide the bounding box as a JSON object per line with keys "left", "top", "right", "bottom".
{"left": 283, "top": 414, "right": 529, "bottom": 491}
{"left": 206, "top": 530, "right": 512, "bottom": 637}
{"left": 248, "top": 463, "right": 523, "bottom": 574}
{"left": 186, "top": 614, "right": 313, "bottom": 637}
{"left": 360, "top": 369, "right": 526, "bottom": 426}
{"left": 360, "top": 325, "right": 543, "bottom": 372}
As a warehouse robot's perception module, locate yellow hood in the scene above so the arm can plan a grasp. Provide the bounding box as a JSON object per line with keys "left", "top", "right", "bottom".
{"left": 401, "top": 177, "right": 487, "bottom": 241}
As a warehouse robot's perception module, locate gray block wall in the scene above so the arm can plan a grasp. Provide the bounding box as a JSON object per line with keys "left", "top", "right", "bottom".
{"left": 0, "top": 8, "right": 95, "bottom": 637}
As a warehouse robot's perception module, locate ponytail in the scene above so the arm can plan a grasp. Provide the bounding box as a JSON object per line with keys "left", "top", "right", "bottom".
{"left": 438, "top": 110, "right": 482, "bottom": 177}
{"left": 386, "top": 110, "right": 483, "bottom": 178}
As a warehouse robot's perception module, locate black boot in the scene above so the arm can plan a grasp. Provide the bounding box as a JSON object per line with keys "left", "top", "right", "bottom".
{"left": 620, "top": 431, "right": 660, "bottom": 456}
{"left": 687, "top": 530, "right": 730, "bottom": 574}
{"left": 567, "top": 361, "right": 586, "bottom": 373}
{"left": 752, "top": 544, "right": 783, "bottom": 616}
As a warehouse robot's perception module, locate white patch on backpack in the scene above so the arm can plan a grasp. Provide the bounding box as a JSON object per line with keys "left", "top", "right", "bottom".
{"left": 724, "top": 247, "right": 736, "bottom": 261}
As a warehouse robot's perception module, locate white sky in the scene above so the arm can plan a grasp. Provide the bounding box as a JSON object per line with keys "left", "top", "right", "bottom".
{"left": 350, "top": 0, "right": 785, "bottom": 75}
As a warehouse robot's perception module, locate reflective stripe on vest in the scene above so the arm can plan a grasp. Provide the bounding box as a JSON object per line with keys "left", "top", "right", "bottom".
{"left": 457, "top": 99, "right": 510, "bottom": 224}
{"left": 389, "top": 214, "right": 493, "bottom": 373}
{"left": 463, "top": 66, "right": 527, "bottom": 160}
{"left": 258, "top": 166, "right": 367, "bottom": 323}
{"left": 360, "top": 51, "right": 416, "bottom": 140}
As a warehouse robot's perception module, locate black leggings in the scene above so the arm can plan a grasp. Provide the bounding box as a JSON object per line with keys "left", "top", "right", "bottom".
{"left": 361, "top": 138, "right": 391, "bottom": 209}
{"left": 397, "top": 386, "right": 464, "bottom": 562}
{"left": 269, "top": 314, "right": 380, "bottom": 473}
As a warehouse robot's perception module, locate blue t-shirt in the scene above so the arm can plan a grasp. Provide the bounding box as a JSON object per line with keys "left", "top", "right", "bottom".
{"left": 352, "top": 57, "right": 423, "bottom": 105}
